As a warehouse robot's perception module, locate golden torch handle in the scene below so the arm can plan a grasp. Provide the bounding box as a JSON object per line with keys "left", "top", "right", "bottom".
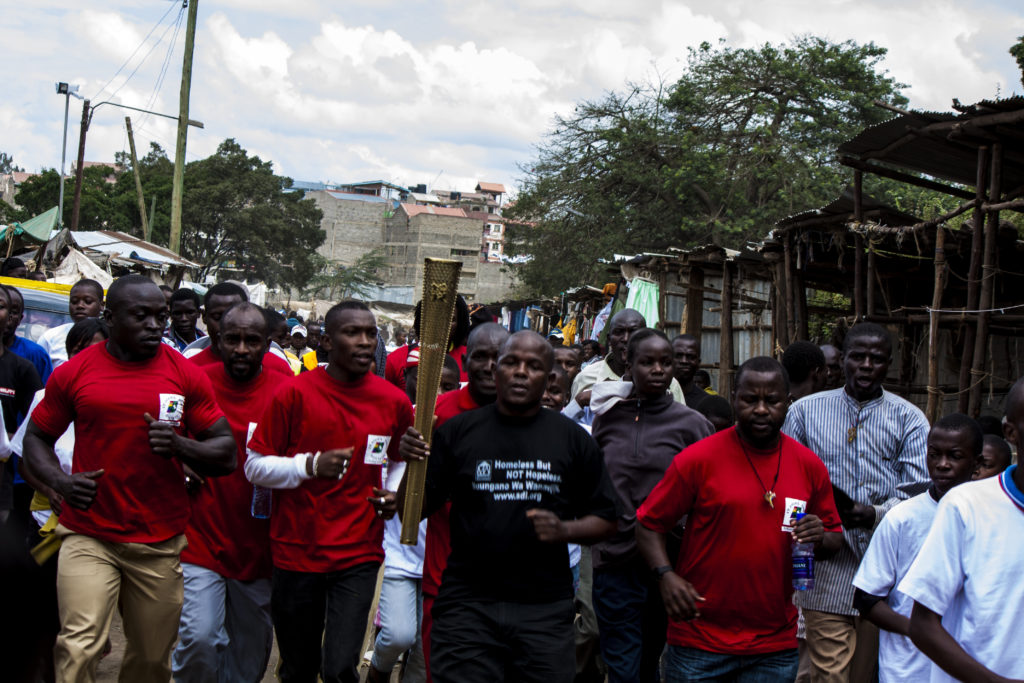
{"left": 401, "top": 258, "right": 462, "bottom": 544}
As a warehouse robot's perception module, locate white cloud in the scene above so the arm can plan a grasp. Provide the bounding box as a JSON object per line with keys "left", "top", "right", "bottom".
{"left": 3, "top": 0, "right": 1023, "bottom": 197}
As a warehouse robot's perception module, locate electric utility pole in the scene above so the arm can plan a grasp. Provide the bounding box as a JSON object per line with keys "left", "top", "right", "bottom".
{"left": 169, "top": 0, "right": 199, "bottom": 254}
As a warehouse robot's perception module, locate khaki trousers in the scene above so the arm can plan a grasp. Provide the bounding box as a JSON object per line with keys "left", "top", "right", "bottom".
{"left": 802, "top": 609, "right": 879, "bottom": 683}
{"left": 54, "top": 526, "right": 186, "bottom": 683}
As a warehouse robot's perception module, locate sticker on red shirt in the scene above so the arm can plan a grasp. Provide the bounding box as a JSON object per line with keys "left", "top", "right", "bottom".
{"left": 364, "top": 435, "right": 390, "bottom": 465}
{"left": 781, "top": 498, "right": 807, "bottom": 532}
{"left": 159, "top": 393, "right": 185, "bottom": 427}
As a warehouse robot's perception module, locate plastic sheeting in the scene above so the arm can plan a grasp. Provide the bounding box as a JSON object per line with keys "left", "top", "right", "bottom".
{"left": 52, "top": 249, "right": 113, "bottom": 288}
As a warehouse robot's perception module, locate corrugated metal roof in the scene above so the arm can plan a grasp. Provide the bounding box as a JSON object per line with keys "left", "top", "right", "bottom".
{"left": 837, "top": 97, "right": 1024, "bottom": 190}
{"left": 409, "top": 192, "right": 441, "bottom": 204}
{"left": 71, "top": 230, "right": 200, "bottom": 269}
{"left": 776, "top": 187, "right": 920, "bottom": 229}
{"left": 400, "top": 204, "right": 469, "bottom": 219}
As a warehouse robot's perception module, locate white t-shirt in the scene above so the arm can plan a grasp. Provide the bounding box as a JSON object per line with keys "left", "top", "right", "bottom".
{"left": 381, "top": 460, "right": 426, "bottom": 579}
{"left": 898, "top": 468, "right": 1024, "bottom": 682}
{"left": 38, "top": 322, "right": 74, "bottom": 368}
{"left": 853, "top": 490, "right": 938, "bottom": 683}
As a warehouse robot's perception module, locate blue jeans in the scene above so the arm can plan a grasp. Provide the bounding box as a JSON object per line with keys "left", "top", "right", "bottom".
{"left": 370, "top": 573, "right": 426, "bottom": 682}
{"left": 172, "top": 563, "right": 273, "bottom": 683}
{"left": 592, "top": 560, "right": 667, "bottom": 683}
{"left": 664, "top": 646, "right": 799, "bottom": 683}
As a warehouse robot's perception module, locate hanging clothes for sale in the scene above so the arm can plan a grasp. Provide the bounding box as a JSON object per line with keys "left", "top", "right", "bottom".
{"left": 625, "top": 277, "right": 660, "bottom": 328}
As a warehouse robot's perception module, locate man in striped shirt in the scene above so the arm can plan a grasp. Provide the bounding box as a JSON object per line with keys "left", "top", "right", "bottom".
{"left": 783, "top": 323, "right": 929, "bottom": 683}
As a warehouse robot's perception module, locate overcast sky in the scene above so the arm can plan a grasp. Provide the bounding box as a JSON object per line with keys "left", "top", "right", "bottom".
{"left": 2, "top": 0, "right": 1022, "bottom": 196}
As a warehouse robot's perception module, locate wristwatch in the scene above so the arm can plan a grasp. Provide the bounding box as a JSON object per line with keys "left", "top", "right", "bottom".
{"left": 654, "top": 565, "right": 673, "bottom": 580}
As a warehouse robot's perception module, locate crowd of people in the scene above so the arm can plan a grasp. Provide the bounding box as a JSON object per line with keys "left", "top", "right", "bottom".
{"left": 1, "top": 273, "right": 1022, "bottom": 683}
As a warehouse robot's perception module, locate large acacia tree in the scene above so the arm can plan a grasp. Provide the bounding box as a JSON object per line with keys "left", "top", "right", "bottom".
{"left": 506, "top": 36, "right": 910, "bottom": 295}
{"left": 180, "top": 139, "right": 324, "bottom": 288}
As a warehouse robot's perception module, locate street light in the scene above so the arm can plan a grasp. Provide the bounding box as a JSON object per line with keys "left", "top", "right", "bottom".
{"left": 55, "top": 82, "right": 83, "bottom": 227}
{"left": 69, "top": 98, "right": 204, "bottom": 231}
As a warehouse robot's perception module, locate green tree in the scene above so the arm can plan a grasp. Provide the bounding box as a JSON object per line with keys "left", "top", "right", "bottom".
{"left": 179, "top": 139, "right": 324, "bottom": 289}
{"left": 13, "top": 166, "right": 117, "bottom": 229}
{"left": 1011, "top": 36, "right": 1024, "bottom": 88}
{"left": 507, "top": 36, "right": 909, "bottom": 295}
{"left": 304, "top": 249, "right": 388, "bottom": 300}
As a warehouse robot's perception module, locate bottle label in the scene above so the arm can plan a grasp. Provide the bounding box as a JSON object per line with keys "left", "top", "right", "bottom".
{"left": 792, "top": 555, "right": 813, "bottom": 580}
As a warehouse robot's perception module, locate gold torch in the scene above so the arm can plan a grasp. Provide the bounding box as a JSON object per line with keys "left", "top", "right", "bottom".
{"left": 400, "top": 257, "right": 463, "bottom": 545}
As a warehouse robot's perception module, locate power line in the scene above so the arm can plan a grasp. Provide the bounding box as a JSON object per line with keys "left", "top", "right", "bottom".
{"left": 90, "top": 1, "right": 181, "bottom": 101}
{"left": 105, "top": 5, "right": 185, "bottom": 104}
{"left": 138, "top": 5, "right": 186, "bottom": 130}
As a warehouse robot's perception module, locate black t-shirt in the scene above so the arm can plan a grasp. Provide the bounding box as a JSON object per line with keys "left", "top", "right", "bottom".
{"left": 424, "top": 404, "right": 617, "bottom": 605}
{"left": 682, "top": 383, "right": 708, "bottom": 412}
{"left": 0, "top": 349, "right": 43, "bottom": 509}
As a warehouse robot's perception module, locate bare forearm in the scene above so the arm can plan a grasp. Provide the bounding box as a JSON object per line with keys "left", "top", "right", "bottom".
{"left": 866, "top": 600, "right": 910, "bottom": 636}
{"left": 173, "top": 434, "right": 236, "bottom": 477}
{"left": 563, "top": 515, "right": 615, "bottom": 544}
{"left": 636, "top": 523, "right": 672, "bottom": 570}
{"left": 23, "top": 431, "right": 66, "bottom": 492}
{"left": 909, "top": 603, "right": 1007, "bottom": 683}
{"left": 17, "top": 454, "right": 59, "bottom": 501}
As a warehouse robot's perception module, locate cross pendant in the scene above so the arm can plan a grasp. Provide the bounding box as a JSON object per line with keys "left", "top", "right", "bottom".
{"left": 764, "top": 490, "right": 776, "bottom": 509}
{"left": 847, "top": 426, "right": 857, "bottom": 443}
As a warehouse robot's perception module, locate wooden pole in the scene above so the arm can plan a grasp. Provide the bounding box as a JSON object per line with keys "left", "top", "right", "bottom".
{"left": 70, "top": 99, "right": 90, "bottom": 231}
{"left": 169, "top": 0, "right": 199, "bottom": 254}
{"left": 783, "top": 236, "right": 797, "bottom": 343}
{"left": 926, "top": 225, "right": 947, "bottom": 423}
{"left": 853, "top": 171, "right": 865, "bottom": 320}
{"left": 124, "top": 117, "right": 150, "bottom": 241}
{"left": 866, "top": 243, "right": 876, "bottom": 315}
{"left": 968, "top": 144, "right": 1002, "bottom": 416}
{"left": 148, "top": 195, "right": 157, "bottom": 243}
{"left": 774, "top": 260, "right": 790, "bottom": 349}
{"left": 684, "top": 266, "right": 704, "bottom": 337}
{"left": 719, "top": 261, "right": 734, "bottom": 397}
{"left": 959, "top": 146, "right": 988, "bottom": 412}
{"left": 796, "top": 272, "right": 809, "bottom": 340}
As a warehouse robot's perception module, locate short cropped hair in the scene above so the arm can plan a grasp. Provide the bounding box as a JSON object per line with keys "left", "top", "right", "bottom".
{"left": 733, "top": 356, "right": 790, "bottom": 395}
{"left": 626, "top": 328, "right": 669, "bottom": 363}
{"left": 203, "top": 282, "right": 248, "bottom": 308}
{"left": 933, "top": 413, "right": 984, "bottom": 456}
{"left": 843, "top": 322, "right": 892, "bottom": 355}
{"left": 782, "top": 341, "right": 826, "bottom": 384}
{"left": 170, "top": 287, "right": 201, "bottom": 309}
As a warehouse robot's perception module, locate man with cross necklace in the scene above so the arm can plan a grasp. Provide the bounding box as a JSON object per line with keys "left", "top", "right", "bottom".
{"left": 637, "top": 356, "right": 842, "bottom": 681}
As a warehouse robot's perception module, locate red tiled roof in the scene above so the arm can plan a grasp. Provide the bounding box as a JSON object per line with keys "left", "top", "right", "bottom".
{"left": 401, "top": 204, "right": 469, "bottom": 218}
{"left": 476, "top": 182, "right": 506, "bottom": 194}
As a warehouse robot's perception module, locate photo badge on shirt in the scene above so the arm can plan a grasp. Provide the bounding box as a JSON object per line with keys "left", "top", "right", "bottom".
{"left": 159, "top": 393, "right": 186, "bottom": 427}
{"left": 364, "top": 435, "right": 391, "bottom": 465}
{"left": 781, "top": 498, "right": 807, "bottom": 532}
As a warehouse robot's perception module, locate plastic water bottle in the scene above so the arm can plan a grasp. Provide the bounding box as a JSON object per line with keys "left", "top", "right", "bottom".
{"left": 251, "top": 486, "right": 272, "bottom": 519}
{"left": 792, "top": 512, "right": 814, "bottom": 591}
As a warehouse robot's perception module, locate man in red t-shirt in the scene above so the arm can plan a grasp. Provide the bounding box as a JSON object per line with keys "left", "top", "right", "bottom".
{"left": 636, "top": 356, "right": 843, "bottom": 681}
{"left": 22, "top": 274, "right": 236, "bottom": 683}
{"left": 396, "top": 322, "right": 510, "bottom": 682}
{"left": 183, "top": 281, "right": 293, "bottom": 378}
{"left": 246, "top": 300, "right": 414, "bottom": 683}
{"left": 173, "top": 302, "right": 283, "bottom": 683}
{"left": 384, "top": 296, "right": 470, "bottom": 391}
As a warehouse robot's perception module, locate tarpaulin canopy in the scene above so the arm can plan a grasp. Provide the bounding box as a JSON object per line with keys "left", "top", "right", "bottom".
{"left": 0, "top": 206, "right": 59, "bottom": 246}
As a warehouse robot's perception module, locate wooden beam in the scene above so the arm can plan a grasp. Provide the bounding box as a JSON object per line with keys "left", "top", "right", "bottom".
{"left": 969, "top": 143, "right": 1002, "bottom": 416}
{"left": 840, "top": 157, "right": 976, "bottom": 200}
{"left": 853, "top": 171, "right": 865, "bottom": 320}
{"left": 683, "top": 266, "right": 704, "bottom": 337}
{"left": 958, "top": 145, "right": 988, "bottom": 413}
{"left": 926, "top": 225, "right": 947, "bottom": 423}
{"left": 720, "top": 261, "right": 734, "bottom": 397}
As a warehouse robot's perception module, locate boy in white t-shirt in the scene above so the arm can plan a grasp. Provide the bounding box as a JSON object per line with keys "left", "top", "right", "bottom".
{"left": 899, "top": 377, "right": 1024, "bottom": 682}
{"left": 852, "top": 413, "right": 981, "bottom": 683}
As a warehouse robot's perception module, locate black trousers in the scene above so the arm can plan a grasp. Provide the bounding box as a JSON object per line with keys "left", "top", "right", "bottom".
{"left": 271, "top": 561, "right": 379, "bottom": 683}
{"left": 430, "top": 597, "right": 575, "bottom": 683}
